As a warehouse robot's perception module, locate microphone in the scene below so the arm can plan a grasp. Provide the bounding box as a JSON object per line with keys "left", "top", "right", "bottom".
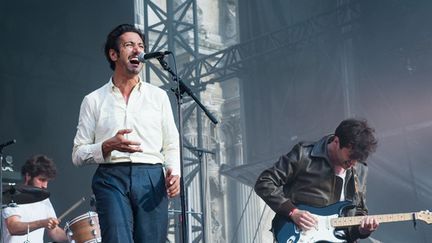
{"left": 0, "top": 139, "right": 16, "bottom": 150}
{"left": 137, "top": 51, "right": 171, "bottom": 62}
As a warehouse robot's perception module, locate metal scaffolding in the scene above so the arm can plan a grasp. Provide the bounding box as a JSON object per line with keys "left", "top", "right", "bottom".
{"left": 178, "top": 0, "right": 362, "bottom": 89}
{"left": 139, "top": 1, "right": 209, "bottom": 242}
{"left": 138, "top": 0, "right": 364, "bottom": 242}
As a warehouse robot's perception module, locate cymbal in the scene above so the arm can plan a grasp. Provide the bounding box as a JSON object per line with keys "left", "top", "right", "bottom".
{"left": 2, "top": 185, "right": 50, "bottom": 206}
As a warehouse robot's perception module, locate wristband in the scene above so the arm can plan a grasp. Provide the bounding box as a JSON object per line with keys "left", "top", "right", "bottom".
{"left": 288, "top": 208, "right": 297, "bottom": 217}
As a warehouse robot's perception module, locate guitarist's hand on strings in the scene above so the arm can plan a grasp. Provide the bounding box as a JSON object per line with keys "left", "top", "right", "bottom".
{"left": 358, "top": 216, "right": 379, "bottom": 235}
{"left": 289, "top": 208, "right": 318, "bottom": 231}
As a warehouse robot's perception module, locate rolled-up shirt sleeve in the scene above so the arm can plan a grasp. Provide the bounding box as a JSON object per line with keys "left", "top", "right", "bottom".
{"left": 161, "top": 93, "right": 180, "bottom": 176}
{"left": 72, "top": 96, "right": 105, "bottom": 166}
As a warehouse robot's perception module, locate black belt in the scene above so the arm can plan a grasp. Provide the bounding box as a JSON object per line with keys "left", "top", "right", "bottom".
{"left": 98, "top": 162, "right": 162, "bottom": 168}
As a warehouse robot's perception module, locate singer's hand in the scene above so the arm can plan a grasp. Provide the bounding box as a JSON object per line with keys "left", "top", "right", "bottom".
{"left": 102, "top": 129, "right": 142, "bottom": 158}
{"left": 165, "top": 168, "right": 180, "bottom": 198}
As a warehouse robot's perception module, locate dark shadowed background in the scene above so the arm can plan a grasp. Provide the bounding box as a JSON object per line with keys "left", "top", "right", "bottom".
{"left": 0, "top": 0, "right": 135, "bottom": 230}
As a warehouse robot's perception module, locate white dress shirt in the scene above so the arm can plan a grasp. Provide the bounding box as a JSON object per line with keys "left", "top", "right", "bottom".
{"left": 72, "top": 79, "right": 180, "bottom": 175}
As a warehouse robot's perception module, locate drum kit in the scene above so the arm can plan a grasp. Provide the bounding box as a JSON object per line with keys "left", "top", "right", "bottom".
{"left": 2, "top": 186, "right": 101, "bottom": 243}
{"left": 2, "top": 188, "right": 101, "bottom": 243}
{"left": 1, "top": 141, "right": 101, "bottom": 243}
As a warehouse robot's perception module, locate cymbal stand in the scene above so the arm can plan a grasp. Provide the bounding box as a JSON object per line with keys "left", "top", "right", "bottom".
{"left": 0, "top": 139, "right": 16, "bottom": 242}
{"left": 24, "top": 224, "right": 30, "bottom": 243}
{"left": 0, "top": 140, "right": 16, "bottom": 208}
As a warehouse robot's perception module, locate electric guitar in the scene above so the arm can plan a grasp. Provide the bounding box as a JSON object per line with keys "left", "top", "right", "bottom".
{"left": 273, "top": 200, "right": 432, "bottom": 243}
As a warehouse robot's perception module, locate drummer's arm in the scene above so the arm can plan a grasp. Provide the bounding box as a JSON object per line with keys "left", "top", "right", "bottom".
{"left": 5, "top": 215, "right": 56, "bottom": 235}
{"left": 47, "top": 225, "right": 68, "bottom": 242}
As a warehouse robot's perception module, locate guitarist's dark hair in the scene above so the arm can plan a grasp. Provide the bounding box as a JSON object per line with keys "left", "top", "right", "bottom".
{"left": 335, "top": 118, "right": 377, "bottom": 163}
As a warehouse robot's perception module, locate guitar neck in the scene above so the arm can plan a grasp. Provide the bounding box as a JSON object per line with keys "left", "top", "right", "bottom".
{"left": 332, "top": 212, "right": 418, "bottom": 228}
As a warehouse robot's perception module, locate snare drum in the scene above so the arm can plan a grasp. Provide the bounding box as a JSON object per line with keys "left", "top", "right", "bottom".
{"left": 64, "top": 211, "right": 101, "bottom": 243}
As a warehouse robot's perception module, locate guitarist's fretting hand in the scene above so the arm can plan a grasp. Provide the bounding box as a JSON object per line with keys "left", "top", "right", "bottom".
{"left": 290, "top": 209, "right": 318, "bottom": 231}
{"left": 358, "top": 216, "right": 379, "bottom": 235}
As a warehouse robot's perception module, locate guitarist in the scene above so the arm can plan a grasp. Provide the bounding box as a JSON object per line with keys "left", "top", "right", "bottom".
{"left": 255, "top": 118, "right": 380, "bottom": 242}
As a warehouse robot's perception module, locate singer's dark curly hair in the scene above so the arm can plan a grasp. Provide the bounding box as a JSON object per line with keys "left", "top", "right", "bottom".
{"left": 104, "top": 24, "right": 145, "bottom": 70}
{"left": 21, "top": 154, "right": 57, "bottom": 179}
{"left": 335, "top": 118, "right": 378, "bottom": 163}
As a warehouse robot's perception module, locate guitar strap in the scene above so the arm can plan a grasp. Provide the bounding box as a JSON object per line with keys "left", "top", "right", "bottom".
{"left": 352, "top": 167, "right": 360, "bottom": 194}
{"left": 352, "top": 166, "right": 366, "bottom": 210}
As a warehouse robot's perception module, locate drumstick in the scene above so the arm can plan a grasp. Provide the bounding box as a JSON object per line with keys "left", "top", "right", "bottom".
{"left": 58, "top": 197, "right": 86, "bottom": 221}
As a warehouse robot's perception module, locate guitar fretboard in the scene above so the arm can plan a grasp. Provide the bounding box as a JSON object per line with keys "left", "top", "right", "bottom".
{"left": 331, "top": 212, "right": 417, "bottom": 227}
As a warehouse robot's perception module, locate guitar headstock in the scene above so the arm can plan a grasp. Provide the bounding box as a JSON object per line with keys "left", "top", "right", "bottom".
{"left": 417, "top": 210, "right": 432, "bottom": 224}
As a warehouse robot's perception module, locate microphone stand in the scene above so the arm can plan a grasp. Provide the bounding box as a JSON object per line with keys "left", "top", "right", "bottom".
{"left": 156, "top": 56, "right": 218, "bottom": 243}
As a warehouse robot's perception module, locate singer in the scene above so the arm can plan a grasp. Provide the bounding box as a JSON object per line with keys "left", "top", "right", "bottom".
{"left": 254, "top": 118, "right": 380, "bottom": 243}
{"left": 72, "top": 24, "right": 180, "bottom": 243}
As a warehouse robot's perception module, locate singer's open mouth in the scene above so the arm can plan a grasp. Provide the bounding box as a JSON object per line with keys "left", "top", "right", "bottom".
{"left": 130, "top": 58, "right": 140, "bottom": 65}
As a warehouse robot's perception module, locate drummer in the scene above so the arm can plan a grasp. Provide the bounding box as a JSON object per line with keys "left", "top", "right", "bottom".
{"left": 1, "top": 155, "right": 68, "bottom": 242}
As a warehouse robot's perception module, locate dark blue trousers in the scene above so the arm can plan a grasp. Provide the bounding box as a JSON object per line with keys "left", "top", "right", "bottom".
{"left": 92, "top": 163, "right": 168, "bottom": 243}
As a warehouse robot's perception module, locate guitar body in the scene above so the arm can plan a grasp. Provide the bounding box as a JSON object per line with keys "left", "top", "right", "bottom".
{"left": 273, "top": 201, "right": 353, "bottom": 243}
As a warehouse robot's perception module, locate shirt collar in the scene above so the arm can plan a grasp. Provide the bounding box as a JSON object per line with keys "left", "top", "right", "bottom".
{"left": 311, "top": 135, "right": 367, "bottom": 169}
{"left": 310, "top": 134, "right": 334, "bottom": 162}
{"left": 108, "top": 77, "right": 143, "bottom": 92}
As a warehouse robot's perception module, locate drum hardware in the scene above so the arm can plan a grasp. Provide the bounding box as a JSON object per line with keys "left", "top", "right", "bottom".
{"left": 64, "top": 211, "right": 101, "bottom": 243}
{"left": 89, "top": 194, "right": 96, "bottom": 208}
{"left": 1, "top": 139, "right": 18, "bottom": 209}
{"left": 2, "top": 155, "right": 14, "bottom": 172}
{"left": 89, "top": 218, "right": 95, "bottom": 226}
{"left": 2, "top": 155, "right": 22, "bottom": 184}
{"left": 60, "top": 197, "right": 101, "bottom": 243}
{"left": 1, "top": 171, "right": 22, "bottom": 184}
{"left": 24, "top": 224, "right": 30, "bottom": 243}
